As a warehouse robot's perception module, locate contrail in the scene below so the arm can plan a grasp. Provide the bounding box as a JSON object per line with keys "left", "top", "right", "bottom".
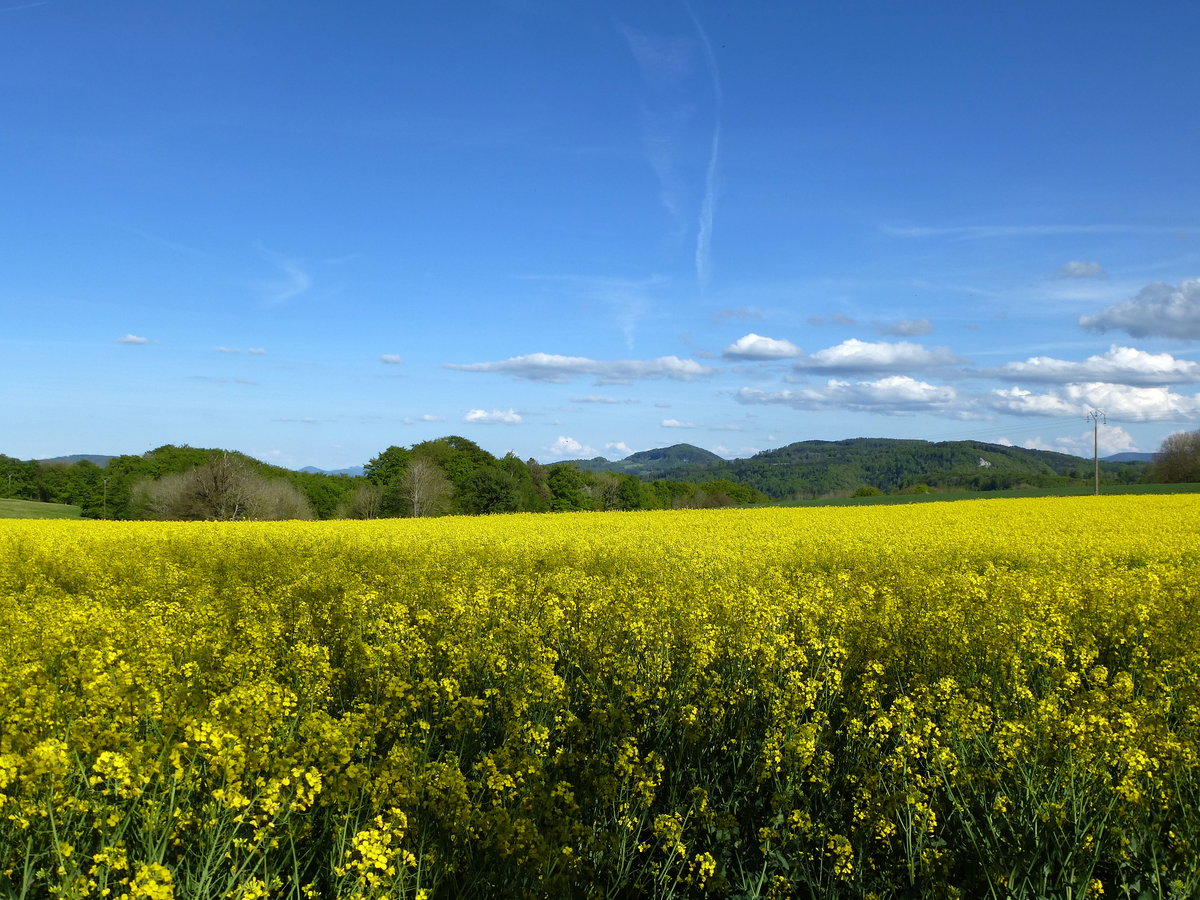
{"left": 684, "top": 0, "right": 722, "bottom": 291}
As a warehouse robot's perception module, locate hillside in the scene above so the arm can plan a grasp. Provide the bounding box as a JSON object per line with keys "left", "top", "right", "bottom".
{"left": 561, "top": 437, "right": 1149, "bottom": 500}
{"left": 37, "top": 454, "right": 115, "bottom": 467}
{"left": 1104, "top": 452, "right": 1156, "bottom": 463}
{"left": 570, "top": 443, "right": 725, "bottom": 478}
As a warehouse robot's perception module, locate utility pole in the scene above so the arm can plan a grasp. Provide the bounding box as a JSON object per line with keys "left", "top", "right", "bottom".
{"left": 1087, "top": 409, "right": 1105, "bottom": 495}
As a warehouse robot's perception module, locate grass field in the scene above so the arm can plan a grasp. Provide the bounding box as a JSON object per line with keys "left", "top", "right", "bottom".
{"left": 788, "top": 481, "right": 1200, "bottom": 507}
{"left": 0, "top": 497, "right": 81, "bottom": 518}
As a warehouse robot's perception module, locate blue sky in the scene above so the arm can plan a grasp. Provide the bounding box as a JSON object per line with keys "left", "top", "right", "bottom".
{"left": 4, "top": 1, "right": 1200, "bottom": 469}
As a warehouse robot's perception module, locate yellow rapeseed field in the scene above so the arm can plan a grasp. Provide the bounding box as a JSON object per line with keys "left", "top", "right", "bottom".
{"left": 1, "top": 496, "right": 1199, "bottom": 899}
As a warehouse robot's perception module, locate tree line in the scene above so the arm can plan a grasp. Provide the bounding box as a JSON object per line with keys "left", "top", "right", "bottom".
{"left": 0, "top": 437, "right": 766, "bottom": 521}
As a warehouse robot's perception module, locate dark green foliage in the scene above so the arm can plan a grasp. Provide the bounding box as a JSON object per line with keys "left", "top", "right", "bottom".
{"left": 545, "top": 463, "right": 592, "bottom": 511}
{"left": 0, "top": 454, "right": 47, "bottom": 501}
{"left": 1151, "top": 430, "right": 1200, "bottom": 483}
{"left": 364, "top": 445, "right": 411, "bottom": 486}
{"left": 285, "top": 470, "right": 358, "bottom": 520}
{"left": 463, "top": 465, "right": 520, "bottom": 515}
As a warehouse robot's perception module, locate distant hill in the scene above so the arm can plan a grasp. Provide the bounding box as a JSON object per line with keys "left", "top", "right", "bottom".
{"left": 37, "top": 454, "right": 115, "bottom": 467}
{"left": 1103, "top": 452, "right": 1156, "bottom": 463}
{"left": 557, "top": 437, "right": 1149, "bottom": 500}
{"left": 300, "top": 465, "right": 365, "bottom": 477}
{"left": 569, "top": 443, "right": 725, "bottom": 478}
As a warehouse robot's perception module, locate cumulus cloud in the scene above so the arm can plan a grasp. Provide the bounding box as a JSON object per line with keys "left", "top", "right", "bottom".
{"left": 738, "top": 376, "right": 964, "bottom": 416}
{"left": 988, "top": 383, "right": 1200, "bottom": 420}
{"left": 876, "top": 318, "right": 933, "bottom": 337}
{"left": 1056, "top": 260, "right": 1107, "bottom": 279}
{"left": 117, "top": 334, "right": 148, "bottom": 345}
{"left": 722, "top": 333, "right": 803, "bottom": 360}
{"left": 605, "top": 441, "right": 636, "bottom": 457}
{"left": 793, "top": 339, "right": 963, "bottom": 374}
{"left": 379, "top": 354, "right": 404, "bottom": 365}
{"left": 463, "top": 408, "right": 523, "bottom": 425}
{"left": 990, "top": 345, "right": 1200, "bottom": 386}
{"left": 999, "top": 425, "right": 1137, "bottom": 457}
{"left": 447, "top": 353, "right": 713, "bottom": 383}
{"left": 547, "top": 436, "right": 597, "bottom": 457}
{"left": 1080, "top": 279, "right": 1200, "bottom": 339}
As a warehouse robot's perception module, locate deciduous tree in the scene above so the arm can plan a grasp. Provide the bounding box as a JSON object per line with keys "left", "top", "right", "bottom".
{"left": 1152, "top": 430, "right": 1200, "bottom": 483}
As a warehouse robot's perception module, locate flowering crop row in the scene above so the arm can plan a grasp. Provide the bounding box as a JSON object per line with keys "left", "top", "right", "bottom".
{"left": 2, "top": 497, "right": 1199, "bottom": 898}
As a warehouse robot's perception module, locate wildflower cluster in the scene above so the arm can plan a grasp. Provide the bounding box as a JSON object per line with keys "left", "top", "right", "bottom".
{"left": 1, "top": 497, "right": 1198, "bottom": 897}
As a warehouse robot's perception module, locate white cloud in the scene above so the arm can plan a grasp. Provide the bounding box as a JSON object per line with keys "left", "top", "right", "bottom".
{"left": 605, "top": 441, "right": 636, "bottom": 457}
{"left": 999, "top": 426, "right": 1137, "bottom": 457}
{"left": 380, "top": 354, "right": 405, "bottom": 365}
{"left": 447, "top": 352, "right": 713, "bottom": 383}
{"left": 794, "top": 339, "right": 962, "bottom": 374}
{"left": 463, "top": 408, "right": 523, "bottom": 425}
{"left": 1080, "top": 279, "right": 1200, "bottom": 339}
{"left": 248, "top": 347, "right": 267, "bottom": 355}
{"left": 117, "top": 334, "right": 148, "bottom": 345}
{"left": 876, "top": 318, "right": 933, "bottom": 336}
{"left": 989, "top": 383, "right": 1200, "bottom": 421}
{"left": 547, "top": 436, "right": 597, "bottom": 457}
{"left": 722, "top": 333, "right": 803, "bottom": 360}
{"left": 738, "top": 376, "right": 964, "bottom": 416}
{"left": 990, "top": 345, "right": 1200, "bottom": 386}
{"left": 661, "top": 418, "right": 697, "bottom": 428}
{"left": 1056, "top": 260, "right": 1106, "bottom": 279}
{"left": 214, "top": 346, "right": 242, "bottom": 353}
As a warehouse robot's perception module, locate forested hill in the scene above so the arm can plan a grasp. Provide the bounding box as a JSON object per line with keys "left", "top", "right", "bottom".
{"left": 560, "top": 438, "right": 1149, "bottom": 499}
{"left": 570, "top": 443, "right": 726, "bottom": 478}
